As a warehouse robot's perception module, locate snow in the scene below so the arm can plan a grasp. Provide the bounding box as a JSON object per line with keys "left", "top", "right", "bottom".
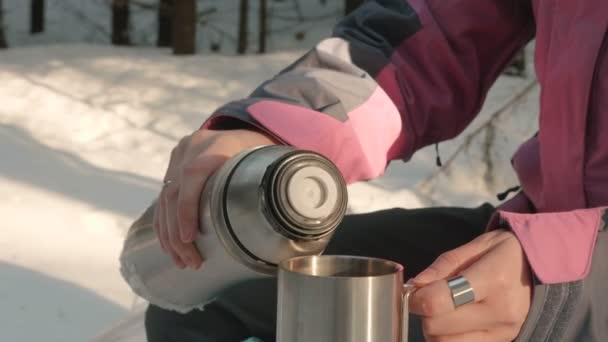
{"left": 3, "top": 0, "right": 342, "bottom": 54}
{"left": 0, "top": 2, "right": 539, "bottom": 341}
{"left": 0, "top": 42, "right": 539, "bottom": 342}
{"left": 0, "top": 44, "right": 302, "bottom": 342}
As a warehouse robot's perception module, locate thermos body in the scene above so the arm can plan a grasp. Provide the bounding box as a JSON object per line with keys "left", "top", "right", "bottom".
{"left": 120, "top": 145, "right": 348, "bottom": 313}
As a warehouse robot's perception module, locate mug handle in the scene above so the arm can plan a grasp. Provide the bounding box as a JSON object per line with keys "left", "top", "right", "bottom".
{"left": 401, "top": 281, "right": 417, "bottom": 342}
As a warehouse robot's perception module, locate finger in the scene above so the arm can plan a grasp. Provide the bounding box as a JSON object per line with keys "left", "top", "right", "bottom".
{"left": 177, "top": 154, "right": 228, "bottom": 242}
{"left": 426, "top": 326, "right": 516, "bottom": 342}
{"left": 159, "top": 139, "right": 185, "bottom": 249}
{"left": 165, "top": 187, "right": 203, "bottom": 269}
{"left": 425, "top": 330, "right": 491, "bottom": 342}
{"left": 155, "top": 196, "right": 168, "bottom": 252}
{"left": 153, "top": 200, "right": 165, "bottom": 252}
{"left": 455, "top": 238, "right": 516, "bottom": 304}
{"left": 421, "top": 303, "right": 495, "bottom": 336}
{"left": 161, "top": 191, "right": 186, "bottom": 268}
{"left": 409, "top": 279, "right": 457, "bottom": 317}
{"left": 169, "top": 249, "right": 186, "bottom": 269}
{"left": 163, "top": 188, "right": 187, "bottom": 268}
{"left": 410, "top": 265, "right": 493, "bottom": 318}
{"left": 413, "top": 230, "right": 505, "bottom": 285}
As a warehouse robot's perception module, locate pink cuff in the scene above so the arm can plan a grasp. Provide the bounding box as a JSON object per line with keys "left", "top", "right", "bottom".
{"left": 486, "top": 192, "right": 534, "bottom": 231}
{"left": 498, "top": 207, "right": 606, "bottom": 284}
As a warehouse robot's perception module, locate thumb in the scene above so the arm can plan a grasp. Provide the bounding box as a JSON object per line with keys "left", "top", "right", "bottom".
{"left": 412, "top": 234, "right": 494, "bottom": 286}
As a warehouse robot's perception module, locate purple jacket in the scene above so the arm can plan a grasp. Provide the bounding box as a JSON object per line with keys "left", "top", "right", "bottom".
{"left": 205, "top": 1, "right": 608, "bottom": 339}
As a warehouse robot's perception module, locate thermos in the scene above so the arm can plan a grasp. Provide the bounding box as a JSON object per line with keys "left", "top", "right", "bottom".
{"left": 120, "top": 145, "right": 348, "bottom": 313}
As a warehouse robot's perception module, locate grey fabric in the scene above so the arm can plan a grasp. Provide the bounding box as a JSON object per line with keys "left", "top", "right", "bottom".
{"left": 251, "top": 54, "right": 376, "bottom": 122}
{"left": 516, "top": 281, "right": 582, "bottom": 341}
{"left": 208, "top": 0, "right": 421, "bottom": 129}
{"left": 215, "top": 35, "right": 383, "bottom": 125}
{"left": 334, "top": 0, "right": 422, "bottom": 61}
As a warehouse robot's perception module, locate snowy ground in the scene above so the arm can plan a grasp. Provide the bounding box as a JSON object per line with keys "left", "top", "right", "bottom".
{"left": 0, "top": 44, "right": 302, "bottom": 342}
{"left": 0, "top": 42, "right": 538, "bottom": 342}
{"left": 0, "top": 3, "right": 539, "bottom": 341}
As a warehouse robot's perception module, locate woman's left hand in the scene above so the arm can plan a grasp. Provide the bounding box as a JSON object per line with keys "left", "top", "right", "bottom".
{"left": 409, "top": 229, "right": 533, "bottom": 342}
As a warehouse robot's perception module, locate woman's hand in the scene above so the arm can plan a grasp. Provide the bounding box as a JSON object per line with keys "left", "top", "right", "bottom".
{"left": 153, "top": 128, "right": 276, "bottom": 269}
{"left": 409, "top": 230, "right": 533, "bottom": 341}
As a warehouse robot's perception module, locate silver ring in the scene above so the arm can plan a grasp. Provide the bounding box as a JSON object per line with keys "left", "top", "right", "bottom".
{"left": 447, "top": 275, "right": 475, "bottom": 308}
{"left": 163, "top": 179, "right": 173, "bottom": 188}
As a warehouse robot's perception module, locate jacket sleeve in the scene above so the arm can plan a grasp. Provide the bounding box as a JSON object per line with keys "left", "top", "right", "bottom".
{"left": 203, "top": 0, "right": 534, "bottom": 183}
{"left": 497, "top": 207, "right": 606, "bottom": 284}
{"left": 497, "top": 206, "right": 608, "bottom": 342}
{"left": 485, "top": 192, "right": 607, "bottom": 340}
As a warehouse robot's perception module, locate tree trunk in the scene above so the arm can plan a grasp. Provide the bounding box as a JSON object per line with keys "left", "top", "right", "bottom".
{"left": 30, "top": 0, "right": 44, "bottom": 34}
{"left": 157, "top": 0, "right": 173, "bottom": 47}
{"left": 0, "top": 0, "right": 6, "bottom": 49}
{"left": 112, "top": 0, "right": 130, "bottom": 45}
{"left": 258, "top": 0, "right": 267, "bottom": 53}
{"left": 172, "top": 0, "right": 196, "bottom": 55}
{"left": 237, "top": 0, "right": 249, "bottom": 54}
{"left": 344, "top": 0, "right": 364, "bottom": 15}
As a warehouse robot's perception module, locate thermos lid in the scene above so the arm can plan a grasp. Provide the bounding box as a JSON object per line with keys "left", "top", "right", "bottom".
{"left": 216, "top": 146, "right": 348, "bottom": 275}
{"left": 284, "top": 165, "right": 338, "bottom": 220}
{"left": 266, "top": 151, "right": 347, "bottom": 240}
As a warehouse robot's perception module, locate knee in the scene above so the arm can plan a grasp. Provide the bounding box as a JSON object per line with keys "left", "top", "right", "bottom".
{"left": 145, "top": 302, "right": 253, "bottom": 342}
{"left": 145, "top": 305, "right": 174, "bottom": 342}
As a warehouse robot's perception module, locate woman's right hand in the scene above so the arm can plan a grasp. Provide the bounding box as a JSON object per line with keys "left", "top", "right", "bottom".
{"left": 153, "top": 128, "right": 277, "bottom": 269}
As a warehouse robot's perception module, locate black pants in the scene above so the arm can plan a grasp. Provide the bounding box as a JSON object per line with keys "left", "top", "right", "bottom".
{"left": 145, "top": 204, "right": 495, "bottom": 342}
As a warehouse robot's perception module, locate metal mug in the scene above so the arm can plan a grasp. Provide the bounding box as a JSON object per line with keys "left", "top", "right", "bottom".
{"left": 277, "top": 255, "right": 415, "bottom": 342}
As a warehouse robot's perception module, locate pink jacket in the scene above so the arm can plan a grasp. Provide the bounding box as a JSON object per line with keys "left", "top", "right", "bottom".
{"left": 204, "top": 0, "right": 608, "bottom": 286}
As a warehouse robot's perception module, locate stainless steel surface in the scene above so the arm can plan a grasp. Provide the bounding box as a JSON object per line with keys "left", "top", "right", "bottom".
{"left": 225, "top": 146, "right": 347, "bottom": 268}
{"left": 120, "top": 146, "right": 348, "bottom": 312}
{"left": 120, "top": 215, "right": 263, "bottom": 312}
{"left": 266, "top": 150, "right": 346, "bottom": 239}
{"left": 447, "top": 275, "right": 475, "bottom": 308}
{"left": 119, "top": 147, "right": 268, "bottom": 312}
{"left": 401, "top": 282, "right": 415, "bottom": 342}
{"left": 277, "top": 255, "right": 416, "bottom": 342}
{"left": 200, "top": 146, "right": 276, "bottom": 275}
